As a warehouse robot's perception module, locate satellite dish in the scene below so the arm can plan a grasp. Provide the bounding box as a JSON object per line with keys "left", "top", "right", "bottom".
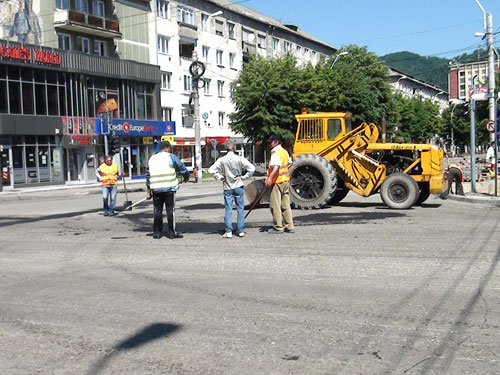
{"left": 247, "top": 34, "right": 255, "bottom": 43}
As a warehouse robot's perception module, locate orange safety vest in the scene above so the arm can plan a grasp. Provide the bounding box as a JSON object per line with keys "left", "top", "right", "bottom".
{"left": 268, "top": 146, "right": 290, "bottom": 184}
{"left": 99, "top": 163, "right": 119, "bottom": 186}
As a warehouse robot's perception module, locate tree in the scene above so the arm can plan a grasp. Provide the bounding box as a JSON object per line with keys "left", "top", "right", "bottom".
{"left": 387, "top": 94, "right": 443, "bottom": 143}
{"left": 229, "top": 45, "right": 392, "bottom": 145}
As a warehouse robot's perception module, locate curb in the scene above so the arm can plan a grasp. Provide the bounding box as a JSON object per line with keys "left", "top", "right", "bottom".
{"left": 446, "top": 193, "right": 500, "bottom": 207}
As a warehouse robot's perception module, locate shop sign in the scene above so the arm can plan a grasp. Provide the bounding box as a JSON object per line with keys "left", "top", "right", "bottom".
{"left": 97, "top": 119, "right": 176, "bottom": 136}
{"left": 205, "top": 137, "right": 229, "bottom": 146}
{"left": 469, "top": 87, "right": 489, "bottom": 101}
{"left": 0, "top": 44, "right": 61, "bottom": 66}
{"left": 71, "top": 136, "right": 92, "bottom": 145}
{"left": 142, "top": 137, "right": 154, "bottom": 144}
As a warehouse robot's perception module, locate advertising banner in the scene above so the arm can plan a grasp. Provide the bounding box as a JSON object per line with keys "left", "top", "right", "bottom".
{"left": 96, "top": 118, "right": 176, "bottom": 136}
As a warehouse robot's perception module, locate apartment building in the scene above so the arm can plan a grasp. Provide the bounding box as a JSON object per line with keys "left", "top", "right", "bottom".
{"left": 144, "top": 0, "right": 335, "bottom": 168}
{"left": 0, "top": 0, "right": 166, "bottom": 189}
{"left": 389, "top": 68, "right": 449, "bottom": 113}
{"left": 448, "top": 60, "right": 497, "bottom": 101}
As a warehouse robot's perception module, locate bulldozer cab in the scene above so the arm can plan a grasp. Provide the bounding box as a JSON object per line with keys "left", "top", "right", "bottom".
{"left": 293, "top": 111, "right": 352, "bottom": 157}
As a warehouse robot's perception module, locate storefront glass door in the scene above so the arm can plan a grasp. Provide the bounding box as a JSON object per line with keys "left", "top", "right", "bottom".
{"left": 1, "top": 147, "right": 13, "bottom": 190}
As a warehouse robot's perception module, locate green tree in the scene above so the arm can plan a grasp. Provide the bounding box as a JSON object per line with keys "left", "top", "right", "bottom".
{"left": 387, "top": 94, "right": 443, "bottom": 143}
{"left": 229, "top": 45, "right": 392, "bottom": 145}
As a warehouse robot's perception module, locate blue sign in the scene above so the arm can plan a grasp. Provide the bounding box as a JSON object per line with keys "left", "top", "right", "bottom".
{"left": 95, "top": 118, "right": 175, "bottom": 136}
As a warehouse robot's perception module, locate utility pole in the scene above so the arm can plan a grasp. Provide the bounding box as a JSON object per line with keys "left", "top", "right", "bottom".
{"left": 487, "top": 12, "right": 496, "bottom": 143}
{"left": 470, "top": 99, "right": 477, "bottom": 193}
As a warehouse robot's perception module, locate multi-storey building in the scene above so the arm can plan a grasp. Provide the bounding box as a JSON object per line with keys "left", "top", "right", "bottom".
{"left": 0, "top": 0, "right": 334, "bottom": 189}
{"left": 144, "top": 0, "right": 335, "bottom": 169}
{"left": 0, "top": 0, "right": 166, "bottom": 189}
{"left": 389, "top": 68, "right": 449, "bottom": 113}
{"left": 448, "top": 60, "right": 495, "bottom": 101}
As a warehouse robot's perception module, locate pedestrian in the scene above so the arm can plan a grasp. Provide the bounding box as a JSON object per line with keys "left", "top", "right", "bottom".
{"left": 96, "top": 155, "right": 123, "bottom": 217}
{"left": 486, "top": 141, "right": 496, "bottom": 171}
{"left": 265, "top": 134, "right": 294, "bottom": 234}
{"left": 146, "top": 141, "right": 190, "bottom": 239}
{"left": 208, "top": 139, "right": 255, "bottom": 238}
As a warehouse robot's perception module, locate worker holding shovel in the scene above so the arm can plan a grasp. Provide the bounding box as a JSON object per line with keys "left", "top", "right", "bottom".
{"left": 96, "top": 155, "right": 124, "bottom": 217}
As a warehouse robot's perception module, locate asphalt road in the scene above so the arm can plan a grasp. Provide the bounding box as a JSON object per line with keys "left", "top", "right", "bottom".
{"left": 0, "top": 182, "right": 499, "bottom": 374}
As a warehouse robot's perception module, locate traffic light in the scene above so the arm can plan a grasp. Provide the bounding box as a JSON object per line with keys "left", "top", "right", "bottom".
{"left": 108, "top": 135, "right": 120, "bottom": 155}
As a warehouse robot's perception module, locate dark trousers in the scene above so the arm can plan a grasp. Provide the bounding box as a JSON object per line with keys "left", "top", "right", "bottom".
{"left": 153, "top": 191, "right": 176, "bottom": 235}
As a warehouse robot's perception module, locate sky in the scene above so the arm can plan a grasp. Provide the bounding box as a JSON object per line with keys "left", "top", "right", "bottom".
{"left": 243, "top": 0, "right": 500, "bottom": 59}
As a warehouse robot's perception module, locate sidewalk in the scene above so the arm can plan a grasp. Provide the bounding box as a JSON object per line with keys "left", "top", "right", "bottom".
{"left": 445, "top": 180, "right": 500, "bottom": 207}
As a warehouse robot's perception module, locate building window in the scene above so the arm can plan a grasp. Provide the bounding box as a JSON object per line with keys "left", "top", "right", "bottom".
{"left": 162, "top": 107, "right": 173, "bottom": 121}
{"left": 93, "top": 40, "right": 106, "bottom": 56}
{"left": 203, "top": 78, "right": 211, "bottom": 95}
{"left": 218, "top": 111, "right": 225, "bottom": 127}
{"left": 158, "top": 35, "right": 169, "bottom": 54}
{"left": 202, "top": 46, "right": 209, "bottom": 62}
{"left": 161, "top": 71, "right": 171, "bottom": 90}
{"left": 228, "top": 22, "right": 235, "bottom": 39}
{"left": 181, "top": 104, "right": 193, "bottom": 127}
{"left": 179, "top": 39, "right": 195, "bottom": 59}
{"left": 216, "top": 50, "right": 223, "bottom": 66}
{"left": 311, "top": 51, "right": 316, "bottom": 62}
{"left": 56, "top": 0, "right": 70, "bottom": 9}
{"left": 296, "top": 45, "right": 302, "bottom": 56}
{"left": 183, "top": 75, "right": 192, "bottom": 91}
{"left": 177, "top": 6, "right": 194, "bottom": 25}
{"left": 242, "top": 28, "right": 255, "bottom": 44}
{"left": 156, "top": 0, "right": 168, "bottom": 18}
{"left": 201, "top": 13, "right": 209, "bottom": 31}
{"left": 75, "top": 0, "right": 88, "bottom": 13}
{"left": 272, "top": 38, "right": 279, "bottom": 51}
{"left": 229, "top": 53, "right": 235, "bottom": 69}
{"left": 283, "top": 41, "right": 292, "bottom": 53}
{"left": 217, "top": 80, "right": 224, "bottom": 97}
{"left": 258, "top": 34, "right": 266, "bottom": 49}
{"left": 76, "top": 36, "right": 90, "bottom": 54}
{"left": 215, "top": 20, "right": 223, "bottom": 36}
{"left": 92, "top": 0, "right": 105, "bottom": 17}
{"left": 58, "top": 33, "right": 71, "bottom": 50}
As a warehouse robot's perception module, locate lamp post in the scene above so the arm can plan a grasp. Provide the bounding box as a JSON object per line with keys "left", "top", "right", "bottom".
{"left": 330, "top": 51, "right": 348, "bottom": 69}
{"left": 474, "top": 0, "right": 496, "bottom": 142}
{"left": 450, "top": 99, "right": 465, "bottom": 156}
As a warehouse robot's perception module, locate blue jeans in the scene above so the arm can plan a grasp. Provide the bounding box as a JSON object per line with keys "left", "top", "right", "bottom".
{"left": 223, "top": 187, "right": 245, "bottom": 233}
{"left": 102, "top": 185, "right": 117, "bottom": 213}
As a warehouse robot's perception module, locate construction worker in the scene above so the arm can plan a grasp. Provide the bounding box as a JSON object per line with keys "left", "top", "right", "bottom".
{"left": 146, "top": 141, "right": 190, "bottom": 239}
{"left": 208, "top": 138, "right": 255, "bottom": 238}
{"left": 96, "top": 155, "right": 123, "bottom": 217}
{"left": 265, "top": 134, "right": 294, "bottom": 234}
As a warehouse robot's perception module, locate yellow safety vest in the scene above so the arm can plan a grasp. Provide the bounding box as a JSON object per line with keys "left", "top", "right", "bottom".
{"left": 148, "top": 152, "right": 179, "bottom": 190}
{"left": 100, "top": 163, "right": 118, "bottom": 186}
{"left": 268, "top": 146, "right": 290, "bottom": 184}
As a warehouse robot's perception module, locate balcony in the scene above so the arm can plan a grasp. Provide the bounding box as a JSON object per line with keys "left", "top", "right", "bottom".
{"left": 54, "top": 9, "right": 121, "bottom": 39}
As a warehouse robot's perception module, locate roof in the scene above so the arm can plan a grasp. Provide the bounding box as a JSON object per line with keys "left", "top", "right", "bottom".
{"left": 204, "top": 0, "right": 336, "bottom": 52}
{"left": 389, "top": 67, "right": 448, "bottom": 94}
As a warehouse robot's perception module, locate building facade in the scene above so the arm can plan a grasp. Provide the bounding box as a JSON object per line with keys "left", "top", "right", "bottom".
{"left": 0, "top": 0, "right": 168, "bottom": 190}
{"left": 145, "top": 0, "right": 335, "bottom": 168}
{"left": 389, "top": 68, "right": 449, "bottom": 113}
{"left": 448, "top": 60, "right": 497, "bottom": 101}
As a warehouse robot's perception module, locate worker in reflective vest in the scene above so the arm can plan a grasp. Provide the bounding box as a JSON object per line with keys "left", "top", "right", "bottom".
{"left": 96, "top": 155, "right": 123, "bottom": 216}
{"left": 146, "top": 140, "right": 190, "bottom": 239}
{"left": 265, "top": 134, "right": 294, "bottom": 234}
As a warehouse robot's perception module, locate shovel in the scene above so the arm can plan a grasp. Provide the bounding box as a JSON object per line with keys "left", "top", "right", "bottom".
{"left": 119, "top": 153, "right": 133, "bottom": 210}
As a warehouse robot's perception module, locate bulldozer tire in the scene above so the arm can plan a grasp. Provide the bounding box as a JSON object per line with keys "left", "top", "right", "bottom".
{"left": 415, "top": 182, "right": 431, "bottom": 205}
{"left": 327, "top": 178, "right": 349, "bottom": 205}
{"left": 380, "top": 173, "right": 419, "bottom": 209}
{"left": 289, "top": 154, "right": 337, "bottom": 210}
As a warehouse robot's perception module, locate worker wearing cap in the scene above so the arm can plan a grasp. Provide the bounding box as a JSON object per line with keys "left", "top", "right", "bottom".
{"left": 146, "top": 141, "right": 190, "bottom": 239}
{"left": 265, "top": 134, "right": 294, "bottom": 234}
{"left": 96, "top": 155, "right": 124, "bottom": 217}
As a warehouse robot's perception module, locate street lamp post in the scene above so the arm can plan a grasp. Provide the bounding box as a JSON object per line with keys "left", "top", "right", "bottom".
{"left": 330, "top": 51, "right": 348, "bottom": 69}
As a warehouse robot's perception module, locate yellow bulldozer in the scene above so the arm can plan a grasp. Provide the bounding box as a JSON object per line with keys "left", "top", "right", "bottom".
{"left": 246, "top": 110, "right": 446, "bottom": 210}
{"left": 289, "top": 110, "right": 445, "bottom": 209}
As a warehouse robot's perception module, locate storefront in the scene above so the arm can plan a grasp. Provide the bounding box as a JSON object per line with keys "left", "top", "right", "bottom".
{"left": 0, "top": 41, "right": 162, "bottom": 189}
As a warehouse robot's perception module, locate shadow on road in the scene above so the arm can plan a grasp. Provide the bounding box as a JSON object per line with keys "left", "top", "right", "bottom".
{"left": 0, "top": 209, "right": 102, "bottom": 228}
{"left": 87, "top": 322, "right": 182, "bottom": 375}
